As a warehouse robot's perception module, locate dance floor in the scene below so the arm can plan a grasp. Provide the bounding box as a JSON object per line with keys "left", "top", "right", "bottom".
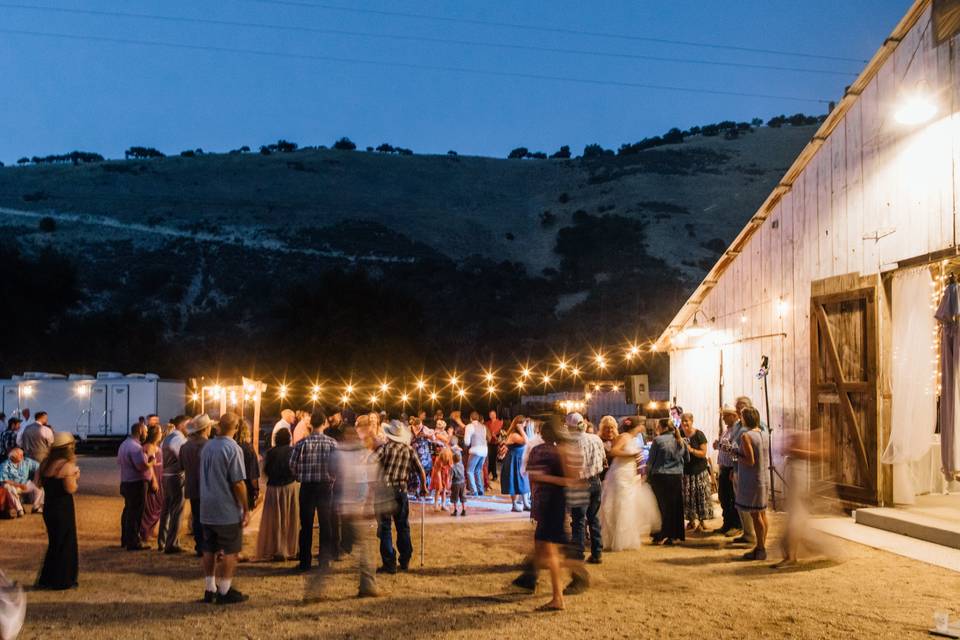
{"left": 0, "top": 458, "right": 956, "bottom": 638}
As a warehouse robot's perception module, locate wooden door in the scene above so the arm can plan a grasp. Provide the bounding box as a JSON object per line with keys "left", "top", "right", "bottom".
{"left": 810, "top": 277, "right": 880, "bottom": 505}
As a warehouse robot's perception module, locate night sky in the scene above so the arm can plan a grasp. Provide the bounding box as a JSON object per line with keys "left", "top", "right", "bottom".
{"left": 1, "top": 0, "right": 909, "bottom": 163}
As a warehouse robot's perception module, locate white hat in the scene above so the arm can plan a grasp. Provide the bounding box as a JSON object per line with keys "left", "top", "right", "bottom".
{"left": 186, "top": 414, "right": 213, "bottom": 435}
{"left": 383, "top": 419, "right": 411, "bottom": 445}
{"left": 565, "top": 412, "right": 585, "bottom": 428}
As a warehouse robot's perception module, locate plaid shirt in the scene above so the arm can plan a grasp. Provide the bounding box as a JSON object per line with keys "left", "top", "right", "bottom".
{"left": 0, "top": 429, "right": 18, "bottom": 460}
{"left": 571, "top": 432, "right": 606, "bottom": 479}
{"left": 376, "top": 441, "right": 424, "bottom": 489}
{"left": 289, "top": 431, "right": 338, "bottom": 484}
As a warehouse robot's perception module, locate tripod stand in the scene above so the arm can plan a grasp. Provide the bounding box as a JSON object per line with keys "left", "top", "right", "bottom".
{"left": 757, "top": 355, "right": 788, "bottom": 510}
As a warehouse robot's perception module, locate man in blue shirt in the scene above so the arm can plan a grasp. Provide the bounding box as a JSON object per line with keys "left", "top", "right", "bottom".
{"left": 198, "top": 413, "right": 249, "bottom": 605}
{"left": 0, "top": 447, "right": 41, "bottom": 515}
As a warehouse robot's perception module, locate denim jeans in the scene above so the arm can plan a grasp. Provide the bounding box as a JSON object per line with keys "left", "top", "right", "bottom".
{"left": 466, "top": 454, "right": 486, "bottom": 495}
{"left": 569, "top": 475, "right": 602, "bottom": 559}
{"left": 298, "top": 481, "right": 334, "bottom": 569}
{"left": 376, "top": 487, "right": 412, "bottom": 569}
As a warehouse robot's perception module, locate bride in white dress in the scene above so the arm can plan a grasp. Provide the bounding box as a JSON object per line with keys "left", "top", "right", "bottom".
{"left": 600, "top": 417, "right": 661, "bottom": 551}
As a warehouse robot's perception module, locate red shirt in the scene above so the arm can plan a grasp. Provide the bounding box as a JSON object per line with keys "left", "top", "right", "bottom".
{"left": 485, "top": 419, "right": 503, "bottom": 443}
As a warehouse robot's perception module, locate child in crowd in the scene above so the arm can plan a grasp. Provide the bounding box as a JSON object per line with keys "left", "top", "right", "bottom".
{"left": 449, "top": 435, "right": 462, "bottom": 458}
{"left": 431, "top": 447, "right": 453, "bottom": 511}
{"left": 449, "top": 452, "right": 467, "bottom": 516}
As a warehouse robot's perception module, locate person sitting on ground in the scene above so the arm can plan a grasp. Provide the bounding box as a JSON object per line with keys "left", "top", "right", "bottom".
{"left": 198, "top": 413, "right": 250, "bottom": 605}
{"left": 0, "top": 448, "right": 42, "bottom": 516}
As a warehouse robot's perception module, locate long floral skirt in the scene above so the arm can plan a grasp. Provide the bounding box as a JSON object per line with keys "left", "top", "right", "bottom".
{"left": 682, "top": 469, "right": 714, "bottom": 523}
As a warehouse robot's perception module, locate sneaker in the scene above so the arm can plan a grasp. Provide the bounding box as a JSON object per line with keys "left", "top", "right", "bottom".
{"left": 202, "top": 590, "right": 216, "bottom": 604}
{"left": 216, "top": 587, "right": 249, "bottom": 605}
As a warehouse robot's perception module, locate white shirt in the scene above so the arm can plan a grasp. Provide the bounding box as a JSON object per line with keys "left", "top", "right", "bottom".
{"left": 463, "top": 421, "right": 488, "bottom": 456}
{"left": 271, "top": 419, "right": 292, "bottom": 447}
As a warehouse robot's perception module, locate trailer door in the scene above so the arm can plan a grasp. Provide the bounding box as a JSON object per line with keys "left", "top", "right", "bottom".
{"left": 92, "top": 385, "right": 109, "bottom": 435}
{"left": 110, "top": 385, "right": 130, "bottom": 436}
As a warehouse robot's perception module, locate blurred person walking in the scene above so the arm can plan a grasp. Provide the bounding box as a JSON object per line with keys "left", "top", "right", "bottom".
{"left": 648, "top": 418, "right": 688, "bottom": 545}
{"left": 333, "top": 420, "right": 379, "bottom": 598}
{"left": 35, "top": 432, "right": 79, "bottom": 590}
{"left": 255, "top": 428, "right": 299, "bottom": 561}
{"left": 198, "top": 413, "right": 250, "bottom": 604}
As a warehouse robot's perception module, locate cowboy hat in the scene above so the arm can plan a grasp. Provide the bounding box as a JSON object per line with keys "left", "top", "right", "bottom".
{"left": 720, "top": 404, "right": 738, "bottom": 417}
{"left": 186, "top": 414, "right": 213, "bottom": 434}
{"left": 52, "top": 431, "right": 75, "bottom": 449}
{"left": 383, "top": 419, "right": 411, "bottom": 445}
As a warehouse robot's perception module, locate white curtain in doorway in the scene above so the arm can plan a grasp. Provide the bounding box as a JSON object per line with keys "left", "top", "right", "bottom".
{"left": 882, "top": 266, "right": 938, "bottom": 504}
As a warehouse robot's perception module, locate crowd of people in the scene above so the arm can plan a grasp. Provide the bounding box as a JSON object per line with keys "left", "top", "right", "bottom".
{"left": 0, "top": 393, "right": 791, "bottom": 610}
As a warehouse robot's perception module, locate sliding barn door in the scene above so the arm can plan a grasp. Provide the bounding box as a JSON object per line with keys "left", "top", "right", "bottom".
{"left": 810, "top": 277, "right": 880, "bottom": 505}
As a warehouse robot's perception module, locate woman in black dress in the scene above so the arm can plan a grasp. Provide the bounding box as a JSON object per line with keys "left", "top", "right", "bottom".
{"left": 36, "top": 432, "right": 79, "bottom": 590}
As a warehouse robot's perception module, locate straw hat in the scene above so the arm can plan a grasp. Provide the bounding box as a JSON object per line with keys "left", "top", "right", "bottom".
{"left": 383, "top": 420, "right": 411, "bottom": 445}
{"left": 720, "top": 404, "right": 738, "bottom": 417}
{"left": 186, "top": 414, "right": 213, "bottom": 435}
{"left": 51, "top": 431, "right": 75, "bottom": 449}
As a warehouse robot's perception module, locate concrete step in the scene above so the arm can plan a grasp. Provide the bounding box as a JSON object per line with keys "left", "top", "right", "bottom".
{"left": 855, "top": 507, "right": 960, "bottom": 550}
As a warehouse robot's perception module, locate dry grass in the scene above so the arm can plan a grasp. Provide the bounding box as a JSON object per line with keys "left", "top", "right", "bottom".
{"left": 0, "top": 491, "right": 954, "bottom": 639}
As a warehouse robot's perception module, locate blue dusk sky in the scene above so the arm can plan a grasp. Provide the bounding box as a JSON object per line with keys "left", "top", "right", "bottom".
{"left": 0, "top": 0, "right": 910, "bottom": 162}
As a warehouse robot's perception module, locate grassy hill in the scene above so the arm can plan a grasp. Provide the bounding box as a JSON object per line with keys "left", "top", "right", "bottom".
{"left": 0, "top": 125, "right": 815, "bottom": 382}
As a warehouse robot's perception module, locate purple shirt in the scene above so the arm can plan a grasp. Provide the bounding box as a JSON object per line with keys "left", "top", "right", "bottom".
{"left": 117, "top": 436, "right": 151, "bottom": 482}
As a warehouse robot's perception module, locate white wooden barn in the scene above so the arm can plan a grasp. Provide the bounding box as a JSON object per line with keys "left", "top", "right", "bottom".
{"left": 655, "top": 0, "right": 960, "bottom": 507}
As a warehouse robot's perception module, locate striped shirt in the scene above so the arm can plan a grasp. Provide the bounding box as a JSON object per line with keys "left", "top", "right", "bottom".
{"left": 289, "top": 431, "right": 338, "bottom": 484}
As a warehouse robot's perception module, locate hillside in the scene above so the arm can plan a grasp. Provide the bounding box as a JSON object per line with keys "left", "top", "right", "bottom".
{"left": 0, "top": 125, "right": 815, "bottom": 381}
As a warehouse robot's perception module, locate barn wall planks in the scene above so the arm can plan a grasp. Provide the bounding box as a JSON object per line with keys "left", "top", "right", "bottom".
{"left": 667, "top": 4, "right": 957, "bottom": 499}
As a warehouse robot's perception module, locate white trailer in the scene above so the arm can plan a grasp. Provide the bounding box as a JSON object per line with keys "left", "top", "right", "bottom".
{"left": 0, "top": 371, "right": 186, "bottom": 440}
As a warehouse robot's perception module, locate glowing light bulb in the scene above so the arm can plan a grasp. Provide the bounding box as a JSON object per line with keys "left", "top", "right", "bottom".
{"left": 570, "top": 366, "right": 581, "bottom": 377}
{"left": 895, "top": 91, "right": 937, "bottom": 125}
{"left": 416, "top": 379, "right": 426, "bottom": 390}
{"left": 487, "top": 385, "right": 496, "bottom": 394}
{"left": 379, "top": 382, "right": 389, "bottom": 393}
{"left": 340, "top": 394, "right": 350, "bottom": 404}
{"left": 457, "top": 388, "right": 467, "bottom": 398}
{"left": 345, "top": 384, "right": 354, "bottom": 395}
{"left": 429, "top": 392, "right": 439, "bottom": 401}
{"left": 450, "top": 375, "right": 459, "bottom": 387}
{"left": 516, "top": 380, "right": 526, "bottom": 390}
{"left": 400, "top": 393, "right": 410, "bottom": 404}
{"left": 278, "top": 384, "right": 288, "bottom": 399}
{"left": 542, "top": 374, "right": 552, "bottom": 385}
{"left": 521, "top": 368, "right": 531, "bottom": 380}
{"left": 557, "top": 360, "right": 568, "bottom": 372}
{"left": 595, "top": 354, "right": 607, "bottom": 369}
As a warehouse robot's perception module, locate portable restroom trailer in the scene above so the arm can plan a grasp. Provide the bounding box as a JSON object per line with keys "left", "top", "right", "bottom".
{"left": 0, "top": 372, "right": 186, "bottom": 441}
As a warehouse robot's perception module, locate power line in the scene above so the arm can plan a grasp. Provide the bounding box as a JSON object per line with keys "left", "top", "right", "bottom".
{"left": 0, "top": 3, "right": 858, "bottom": 77}
{"left": 237, "top": 0, "right": 870, "bottom": 64}
{"left": 0, "top": 28, "right": 831, "bottom": 104}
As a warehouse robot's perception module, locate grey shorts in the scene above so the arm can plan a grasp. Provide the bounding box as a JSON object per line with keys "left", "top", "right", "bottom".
{"left": 202, "top": 522, "right": 243, "bottom": 555}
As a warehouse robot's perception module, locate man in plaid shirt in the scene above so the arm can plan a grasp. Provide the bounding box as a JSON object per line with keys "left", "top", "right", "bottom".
{"left": 566, "top": 412, "right": 606, "bottom": 565}
{"left": 0, "top": 418, "right": 22, "bottom": 463}
{"left": 375, "top": 420, "right": 426, "bottom": 574}
{"left": 289, "top": 412, "right": 339, "bottom": 572}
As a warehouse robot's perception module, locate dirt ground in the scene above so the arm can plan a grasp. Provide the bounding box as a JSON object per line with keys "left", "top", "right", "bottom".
{"left": 1, "top": 485, "right": 957, "bottom": 639}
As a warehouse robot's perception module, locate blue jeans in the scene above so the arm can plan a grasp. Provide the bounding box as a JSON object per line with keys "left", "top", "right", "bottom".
{"left": 466, "top": 454, "right": 486, "bottom": 495}
{"left": 376, "top": 488, "right": 412, "bottom": 569}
